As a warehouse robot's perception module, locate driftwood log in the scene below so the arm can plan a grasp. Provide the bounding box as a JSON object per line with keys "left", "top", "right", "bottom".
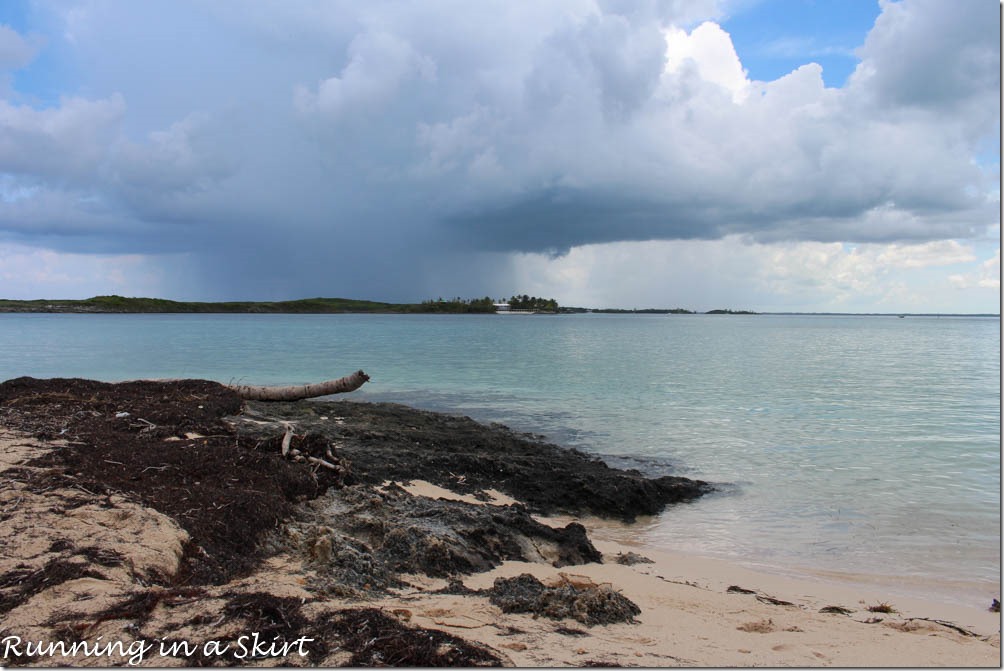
{"left": 227, "top": 370, "right": 370, "bottom": 401}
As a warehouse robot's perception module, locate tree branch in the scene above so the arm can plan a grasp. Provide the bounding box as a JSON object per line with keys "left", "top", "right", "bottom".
{"left": 228, "top": 370, "right": 370, "bottom": 401}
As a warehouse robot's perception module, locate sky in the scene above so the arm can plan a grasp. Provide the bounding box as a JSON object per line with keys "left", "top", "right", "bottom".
{"left": 0, "top": 0, "right": 999, "bottom": 313}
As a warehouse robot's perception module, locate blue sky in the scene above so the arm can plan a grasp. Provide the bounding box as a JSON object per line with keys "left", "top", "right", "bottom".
{"left": 0, "top": 2, "right": 63, "bottom": 106}
{"left": 723, "top": 0, "right": 881, "bottom": 87}
{"left": 0, "top": 0, "right": 998, "bottom": 313}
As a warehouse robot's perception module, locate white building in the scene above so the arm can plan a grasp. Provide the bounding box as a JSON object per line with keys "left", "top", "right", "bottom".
{"left": 493, "top": 302, "right": 535, "bottom": 314}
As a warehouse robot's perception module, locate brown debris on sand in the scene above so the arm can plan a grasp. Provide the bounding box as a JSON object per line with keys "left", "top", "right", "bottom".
{"left": 0, "top": 558, "right": 104, "bottom": 617}
{"left": 614, "top": 551, "right": 654, "bottom": 566}
{"left": 322, "top": 607, "right": 503, "bottom": 667}
{"left": 867, "top": 602, "right": 898, "bottom": 614}
{"left": 0, "top": 376, "right": 338, "bottom": 585}
{"left": 1, "top": 376, "right": 712, "bottom": 667}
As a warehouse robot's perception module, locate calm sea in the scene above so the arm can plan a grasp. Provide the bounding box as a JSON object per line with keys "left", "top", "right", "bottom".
{"left": 1, "top": 312, "right": 999, "bottom": 603}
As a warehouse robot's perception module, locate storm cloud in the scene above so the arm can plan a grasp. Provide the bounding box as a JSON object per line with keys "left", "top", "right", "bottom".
{"left": 0, "top": 0, "right": 998, "bottom": 302}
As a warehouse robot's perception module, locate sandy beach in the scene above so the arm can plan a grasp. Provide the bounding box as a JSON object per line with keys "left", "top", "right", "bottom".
{"left": 0, "top": 377, "right": 999, "bottom": 667}
{"left": 365, "top": 481, "right": 1000, "bottom": 667}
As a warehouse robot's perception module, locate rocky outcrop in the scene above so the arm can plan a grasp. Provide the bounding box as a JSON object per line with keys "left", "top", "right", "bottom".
{"left": 233, "top": 398, "right": 712, "bottom": 522}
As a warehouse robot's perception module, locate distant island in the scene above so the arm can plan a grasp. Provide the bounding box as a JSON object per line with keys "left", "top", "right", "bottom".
{"left": 0, "top": 295, "right": 756, "bottom": 315}
{"left": 0, "top": 295, "right": 558, "bottom": 315}
{"left": 0, "top": 295, "right": 490, "bottom": 314}
{"left": 561, "top": 307, "right": 697, "bottom": 314}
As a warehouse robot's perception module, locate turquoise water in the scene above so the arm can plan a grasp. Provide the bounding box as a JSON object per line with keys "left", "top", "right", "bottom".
{"left": 1, "top": 313, "right": 999, "bottom": 602}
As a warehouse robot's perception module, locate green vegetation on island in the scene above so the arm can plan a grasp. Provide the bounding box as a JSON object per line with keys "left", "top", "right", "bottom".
{"left": 418, "top": 297, "right": 498, "bottom": 313}
{"left": 0, "top": 295, "right": 408, "bottom": 314}
{"left": 420, "top": 295, "right": 560, "bottom": 313}
{"left": 0, "top": 295, "right": 759, "bottom": 315}
{"left": 506, "top": 295, "right": 559, "bottom": 312}
{"left": 0, "top": 295, "right": 562, "bottom": 315}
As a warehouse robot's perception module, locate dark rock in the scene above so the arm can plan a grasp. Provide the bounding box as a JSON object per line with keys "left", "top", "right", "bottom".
{"left": 487, "top": 573, "right": 641, "bottom": 625}
{"left": 233, "top": 399, "right": 713, "bottom": 522}
{"left": 279, "top": 483, "right": 604, "bottom": 592}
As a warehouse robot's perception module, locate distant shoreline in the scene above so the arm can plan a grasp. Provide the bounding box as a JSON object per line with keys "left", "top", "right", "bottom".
{"left": 0, "top": 295, "right": 996, "bottom": 317}
{"left": 762, "top": 312, "right": 1000, "bottom": 317}
{"left": 0, "top": 295, "right": 450, "bottom": 315}
{"left": 0, "top": 295, "right": 726, "bottom": 315}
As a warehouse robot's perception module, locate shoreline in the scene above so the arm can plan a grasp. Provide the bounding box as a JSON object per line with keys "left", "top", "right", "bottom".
{"left": 1, "top": 377, "right": 999, "bottom": 666}
{"left": 406, "top": 478, "right": 1000, "bottom": 635}
{"left": 544, "top": 511, "right": 999, "bottom": 620}
{"left": 552, "top": 511, "right": 999, "bottom": 611}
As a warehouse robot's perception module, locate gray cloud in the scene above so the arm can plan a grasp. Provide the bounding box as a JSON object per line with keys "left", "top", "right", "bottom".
{"left": 850, "top": 0, "right": 1000, "bottom": 118}
{"left": 0, "top": 23, "right": 39, "bottom": 71}
{"left": 0, "top": 0, "right": 998, "bottom": 301}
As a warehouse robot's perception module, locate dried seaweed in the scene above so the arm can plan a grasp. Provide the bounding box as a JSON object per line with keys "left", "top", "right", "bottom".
{"left": 614, "top": 551, "right": 654, "bottom": 566}
{"left": 726, "top": 585, "right": 757, "bottom": 595}
{"left": 866, "top": 602, "right": 897, "bottom": 614}
{"left": 74, "top": 546, "right": 126, "bottom": 567}
{"left": 323, "top": 607, "right": 503, "bottom": 667}
{"left": 0, "top": 377, "right": 336, "bottom": 586}
{"left": 903, "top": 618, "right": 981, "bottom": 638}
{"left": 0, "top": 559, "right": 103, "bottom": 616}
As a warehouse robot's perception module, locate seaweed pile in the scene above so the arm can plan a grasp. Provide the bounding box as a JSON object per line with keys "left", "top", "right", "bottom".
{"left": 0, "top": 376, "right": 712, "bottom": 666}
{"left": 0, "top": 376, "right": 335, "bottom": 585}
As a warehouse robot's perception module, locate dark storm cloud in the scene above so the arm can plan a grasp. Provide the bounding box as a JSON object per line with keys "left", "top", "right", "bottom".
{"left": 0, "top": 0, "right": 997, "bottom": 300}
{"left": 444, "top": 187, "right": 726, "bottom": 255}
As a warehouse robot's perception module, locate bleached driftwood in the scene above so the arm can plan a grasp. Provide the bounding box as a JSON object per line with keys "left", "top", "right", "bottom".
{"left": 306, "top": 456, "right": 340, "bottom": 470}
{"left": 280, "top": 422, "right": 294, "bottom": 457}
{"left": 227, "top": 370, "right": 370, "bottom": 401}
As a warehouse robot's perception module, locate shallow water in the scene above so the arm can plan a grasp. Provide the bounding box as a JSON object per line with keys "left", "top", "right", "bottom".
{"left": 0, "top": 312, "right": 998, "bottom": 603}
